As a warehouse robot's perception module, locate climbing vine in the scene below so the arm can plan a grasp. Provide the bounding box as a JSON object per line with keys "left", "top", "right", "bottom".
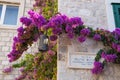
{"left": 3, "top": 0, "right": 120, "bottom": 80}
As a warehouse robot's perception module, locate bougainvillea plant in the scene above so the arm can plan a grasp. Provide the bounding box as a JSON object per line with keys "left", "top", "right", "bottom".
{"left": 33, "top": 0, "right": 58, "bottom": 19}
{"left": 5, "top": 9, "right": 120, "bottom": 74}
{"left": 3, "top": 2, "right": 120, "bottom": 80}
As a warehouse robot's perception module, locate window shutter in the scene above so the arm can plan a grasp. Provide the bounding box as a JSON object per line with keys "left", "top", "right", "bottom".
{"left": 112, "top": 3, "right": 120, "bottom": 28}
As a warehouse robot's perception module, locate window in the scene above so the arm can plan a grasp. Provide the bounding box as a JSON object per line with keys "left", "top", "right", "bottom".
{"left": 112, "top": 3, "right": 120, "bottom": 28}
{"left": 0, "top": 4, "right": 19, "bottom": 25}
{"left": 0, "top": 5, "right": 2, "bottom": 18}
{"left": 105, "top": 0, "right": 120, "bottom": 31}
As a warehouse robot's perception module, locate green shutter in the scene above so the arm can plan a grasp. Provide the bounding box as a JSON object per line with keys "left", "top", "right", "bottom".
{"left": 112, "top": 3, "right": 120, "bottom": 28}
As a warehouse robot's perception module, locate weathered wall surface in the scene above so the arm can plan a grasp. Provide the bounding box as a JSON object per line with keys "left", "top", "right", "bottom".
{"left": 58, "top": 0, "right": 120, "bottom": 80}
{"left": 0, "top": 0, "right": 37, "bottom": 80}
{"left": 57, "top": 34, "right": 120, "bottom": 80}
{"left": 58, "top": 0, "right": 108, "bottom": 29}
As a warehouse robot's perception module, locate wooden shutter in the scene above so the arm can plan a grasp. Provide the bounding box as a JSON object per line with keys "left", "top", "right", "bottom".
{"left": 112, "top": 3, "right": 120, "bottom": 28}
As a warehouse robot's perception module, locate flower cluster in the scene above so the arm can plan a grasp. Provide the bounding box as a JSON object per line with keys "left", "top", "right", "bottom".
{"left": 93, "top": 34, "right": 101, "bottom": 41}
{"left": 7, "top": 10, "right": 46, "bottom": 62}
{"left": 112, "top": 43, "right": 120, "bottom": 53}
{"left": 3, "top": 66, "right": 13, "bottom": 73}
{"left": 113, "top": 28, "right": 120, "bottom": 40}
{"left": 91, "top": 61, "right": 103, "bottom": 74}
{"left": 101, "top": 52, "right": 117, "bottom": 62}
{"left": 78, "top": 28, "right": 90, "bottom": 42}
{"left": 6, "top": 9, "right": 120, "bottom": 77}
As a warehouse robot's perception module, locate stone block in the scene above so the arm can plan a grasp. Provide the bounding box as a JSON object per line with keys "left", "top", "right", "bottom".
{"left": 58, "top": 53, "right": 66, "bottom": 61}
{"left": 59, "top": 35, "right": 71, "bottom": 45}
{"left": 1, "top": 37, "right": 10, "bottom": 42}
{"left": 0, "top": 42, "right": 6, "bottom": 46}
{"left": 8, "top": 33, "right": 14, "bottom": 37}
{"left": 2, "top": 61, "right": 9, "bottom": 65}
{"left": 0, "top": 33, "right": 9, "bottom": 37}
{"left": 0, "top": 66, "right": 4, "bottom": 69}
{"left": 2, "top": 46, "right": 10, "bottom": 52}
{"left": 0, "top": 75, "right": 3, "bottom": 80}
{"left": 0, "top": 57, "right": 7, "bottom": 60}
{"left": 4, "top": 75, "right": 15, "bottom": 80}
{"left": 58, "top": 46, "right": 68, "bottom": 53}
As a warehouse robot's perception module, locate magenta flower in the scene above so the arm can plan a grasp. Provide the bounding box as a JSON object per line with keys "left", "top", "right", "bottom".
{"left": 3, "top": 66, "right": 13, "bottom": 73}
{"left": 15, "top": 74, "right": 26, "bottom": 80}
{"left": 19, "top": 67, "right": 25, "bottom": 73}
{"left": 65, "top": 25, "right": 73, "bottom": 33}
{"left": 17, "top": 26, "right": 24, "bottom": 33}
{"left": 52, "top": 28, "right": 62, "bottom": 35}
{"left": 102, "top": 52, "right": 117, "bottom": 62}
{"left": 112, "top": 43, "right": 117, "bottom": 49}
{"left": 50, "top": 35, "right": 58, "bottom": 41}
{"left": 78, "top": 36, "right": 86, "bottom": 42}
{"left": 112, "top": 28, "right": 120, "bottom": 39}
{"left": 20, "top": 17, "right": 32, "bottom": 26}
{"left": 101, "top": 52, "right": 106, "bottom": 58}
{"left": 48, "top": 50, "right": 55, "bottom": 56}
{"left": 117, "top": 45, "right": 120, "bottom": 52}
{"left": 28, "top": 10, "right": 46, "bottom": 27}
{"left": 93, "top": 34, "right": 101, "bottom": 41}
{"left": 104, "top": 54, "right": 117, "bottom": 62}
{"left": 80, "top": 28, "right": 90, "bottom": 36}
{"left": 91, "top": 61, "right": 103, "bottom": 74}
{"left": 70, "top": 17, "right": 84, "bottom": 28}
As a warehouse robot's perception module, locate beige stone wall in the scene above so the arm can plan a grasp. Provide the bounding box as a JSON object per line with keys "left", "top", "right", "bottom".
{"left": 57, "top": 34, "right": 120, "bottom": 80}
{"left": 58, "top": 0, "right": 108, "bottom": 29}
{"left": 0, "top": 0, "right": 37, "bottom": 80}
{"left": 58, "top": 0, "right": 120, "bottom": 80}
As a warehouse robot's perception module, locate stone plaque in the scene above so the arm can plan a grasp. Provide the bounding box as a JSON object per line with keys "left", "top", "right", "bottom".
{"left": 68, "top": 52, "right": 95, "bottom": 69}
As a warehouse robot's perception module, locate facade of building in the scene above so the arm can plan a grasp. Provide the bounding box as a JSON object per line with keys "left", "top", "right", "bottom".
{"left": 0, "top": 0, "right": 120, "bottom": 80}
{"left": 0, "top": 0, "right": 38, "bottom": 80}
{"left": 58, "top": 0, "right": 120, "bottom": 80}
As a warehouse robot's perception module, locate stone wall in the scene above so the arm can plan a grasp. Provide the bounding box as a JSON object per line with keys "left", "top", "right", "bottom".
{"left": 0, "top": 0, "right": 37, "bottom": 80}
{"left": 58, "top": 0, "right": 120, "bottom": 80}
{"left": 58, "top": 0, "right": 108, "bottom": 29}
{"left": 57, "top": 34, "right": 120, "bottom": 80}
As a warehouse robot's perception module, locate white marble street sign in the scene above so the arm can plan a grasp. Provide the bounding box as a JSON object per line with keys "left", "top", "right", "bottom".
{"left": 68, "top": 53, "right": 96, "bottom": 69}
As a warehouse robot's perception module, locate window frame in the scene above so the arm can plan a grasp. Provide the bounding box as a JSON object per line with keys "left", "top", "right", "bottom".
{"left": 105, "top": 0, "right": 120, "bottom": 31}
{"left": 112, "top": 3, "right": 120, "bottom": 28}
{"left": 0, "top": 0, "right": 25, "bottom": 29}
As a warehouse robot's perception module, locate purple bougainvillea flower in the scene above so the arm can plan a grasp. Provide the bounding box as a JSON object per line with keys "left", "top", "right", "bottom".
{"left": 114, "top": 28, "right": 120, "bottom": 36}
{"left": 117, "top": 45, "right": 120, "bottom": 52}
{"left": 15, "top": 74, "right": 26, "bottom": 80}
{"left": 50, "top": 35, "right": 58, "bottom": 41}
{"left": 52, "top": 28, "right": 62, "bottom": 35}
{"left": 70, "top": 17, "right": 84, "bottom": 28}
{"left": 93, "top": 34, "right": 101, "bottom": 41}
{"left": 112, "top": 43, "right": 117, "bottom": 50}
{"left": 17, "top": 26, "right": 24, "bottom": 33}
{"left": 101, "top": 52, "right": 117, "bottom": 62}
{"left": 101, "top": 52, "right": 106, "bottom": 58}
{"left": 3, "top": 66, "right": 13, "bottom": 73}
{"left": 78, "top": 36, "right": 86, "bottom": 42}
{"left": 112, "top": 28, "right": 120, "bottom": 39}
{"left": 104, "top": 54, "right": 117, "bottom": 62}
{"left": 19, "top": 67, "right": 25, "bottom": 73}
{"left": 80, "top": 28, "right": 90, "bottom": 36}
{"left": 91, "top": 61, "right": 103, "bottom": 74}
{"left": 65, "top": 25, "right": 73, "bottom": 33}
{"left": 20, "top": 17, "right": 32, "bottom": 26}
{"left": 48, "top": 50, "right": 55, "bottom": 56}
{"left": 28, "top": 10, "right": 46, "bottom": 27}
